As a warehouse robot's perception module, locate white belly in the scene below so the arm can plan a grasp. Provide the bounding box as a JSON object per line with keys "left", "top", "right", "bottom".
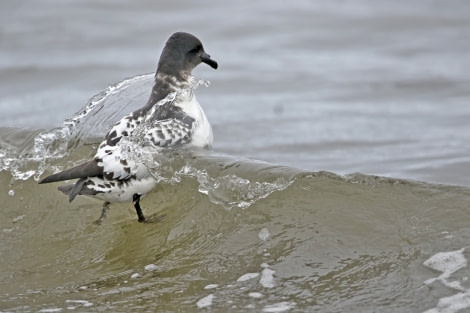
{"left": 88, "top": 176, "right": 157, "bottom": 203}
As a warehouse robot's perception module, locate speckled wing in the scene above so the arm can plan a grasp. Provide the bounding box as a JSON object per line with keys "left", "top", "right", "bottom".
{"left": 144, "top": 118, "right": 194, "bottom": 147}
{"left": 94, "top": 115, "right": 194, "bottom": 181}
{"left": 93, "top": 113, "right": 145, "bottom": 181}
{"left": 94, "top": 145, "right": 146, "bottom": 181}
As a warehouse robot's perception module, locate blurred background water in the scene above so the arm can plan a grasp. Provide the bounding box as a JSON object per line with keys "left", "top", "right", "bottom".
{"left": 1, "top": 1, "right": 470, "bottom": 312}
{"left": 1, "top": 0, "right": 469, "bottom": 185}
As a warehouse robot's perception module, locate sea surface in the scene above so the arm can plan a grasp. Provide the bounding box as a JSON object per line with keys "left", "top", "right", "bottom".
{"left": 1, "top": 1, "right": 470, "bottom": 312}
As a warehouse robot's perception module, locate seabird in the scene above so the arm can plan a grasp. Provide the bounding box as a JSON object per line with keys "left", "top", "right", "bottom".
{"left": 39, "top": 32, "right": 218, "bottom": 223}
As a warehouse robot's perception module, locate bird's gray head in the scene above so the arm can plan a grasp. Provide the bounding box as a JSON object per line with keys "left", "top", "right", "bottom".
{"left": 156, "top": 32, "right": 218, "bottom": 80}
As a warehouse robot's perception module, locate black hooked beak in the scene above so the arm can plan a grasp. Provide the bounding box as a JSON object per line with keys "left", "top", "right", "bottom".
{"left": 201, "top": 51, "right": 218, "bottom": 69}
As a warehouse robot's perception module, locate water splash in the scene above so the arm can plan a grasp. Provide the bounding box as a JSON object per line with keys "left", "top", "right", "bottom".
{"left": 63, "top": 74, "right": 152, "bottom": 131}
{"left": 178, "top": 165, "right": 292, "bottom": 210}
{"left": 0, "top": 75, "right": 210, "bottom": 183}
{"left": 0, "top": 126, "right": 72, "bottom": 181}
{"left": 1, "top": 74, "right": 289, "bottom": 211}
{"left": 1, "top": 74, "right": 154, "bottom": 182}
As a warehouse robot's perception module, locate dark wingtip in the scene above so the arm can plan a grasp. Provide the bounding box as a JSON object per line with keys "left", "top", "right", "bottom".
{"left": 38, "top": 176, "right": 52, "bottom": 184}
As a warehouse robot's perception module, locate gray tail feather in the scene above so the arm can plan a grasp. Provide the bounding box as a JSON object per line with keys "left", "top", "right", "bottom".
{"left": 57, "top": 184, "right": 73, "bottom": 195}
{"left": 58, "top": 177, "right": 87, "bottom": 202}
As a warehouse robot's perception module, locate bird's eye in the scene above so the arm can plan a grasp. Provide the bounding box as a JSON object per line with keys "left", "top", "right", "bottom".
{"left": 190, "top": 45, "right": 202, "bottom": 53}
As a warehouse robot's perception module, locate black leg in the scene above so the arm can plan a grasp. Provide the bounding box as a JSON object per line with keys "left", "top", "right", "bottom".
{"left": 133, "top": 194, "right": 146, "bottom": 223}
{"left": 94, "top": 201, "right": 110, "bottom": 225}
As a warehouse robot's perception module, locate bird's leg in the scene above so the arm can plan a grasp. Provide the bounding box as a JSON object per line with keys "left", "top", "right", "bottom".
{"left": 94, "top": 201, "right": 111, "bottom": 225}
{"left": 133, "top": 194, "right": 146, "bottom": 223}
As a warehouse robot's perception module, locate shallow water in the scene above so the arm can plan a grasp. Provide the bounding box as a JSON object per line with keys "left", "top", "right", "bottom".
{"left": 1, "top": 0, "right": 470, "bottom": 312}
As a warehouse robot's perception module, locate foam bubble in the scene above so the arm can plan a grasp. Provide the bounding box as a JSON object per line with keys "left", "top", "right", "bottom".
{"left": 424, "top": 248, "right": 467, "bottom": 288}
{"left": 423, "top": 290, "right": 470, "bottom": 313}
{"left": 424, "top": 249, "right": 467, "bottom": 275}
{"left": 196, "top": 294, "right": 214, "bottom": 308}
{"left": 130, "top": 273, "right": 140, "bottom": 279}
{"left": 258, "top": 228, "right": 270, "bottom": 241}
{"left": 423, "top": 248, "right": 470, "bottom": 313}
{"left": 260, "top": 268, "right": 276, "bottom": 288}
{"left": 204, "top": 284, "right": 219, "bottom": 290}
{"left": 237, "top": 273, "right": 260, "bottom": 282}
{"left": 262, "top": 301, "right": 295, "bottom": 312}
{"left": 248, "top": 292, "right": 264, "bottom": 298}
{"left": 65, "top": 300, "right": 93, "bottom": 307}
{"left": 12, "top": 215, "right": 25, "bottom": 223}
{"left": 144, "top": 264, "right": 158, "bottom": 271}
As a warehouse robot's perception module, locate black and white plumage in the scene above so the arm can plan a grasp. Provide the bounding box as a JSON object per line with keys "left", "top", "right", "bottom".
{"left": 39, "top": 32, "right": 218, "bottom": 223}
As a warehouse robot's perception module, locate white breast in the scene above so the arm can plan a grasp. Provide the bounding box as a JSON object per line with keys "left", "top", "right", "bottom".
{"left": 177, "top": 92, "right": 213, "bottom": 148}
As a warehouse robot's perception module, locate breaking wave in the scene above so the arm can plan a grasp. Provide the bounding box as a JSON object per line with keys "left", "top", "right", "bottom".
{"left": 0, "top": 75, "right": 295, "bottom": 210}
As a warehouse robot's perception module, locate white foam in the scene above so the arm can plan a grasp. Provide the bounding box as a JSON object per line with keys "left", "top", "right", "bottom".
{"left": 2, "top": 227, "right": 16, "bottom": 234}
{"left": 260, "top": 268, "right": 276, "bottom": 288}
{"left": 258, "top": 228, "right": 270, "bottom": 241}
{"left": 100, "top": 286, "right": 136, "bottom": 296}
{"left": 262, "top": 301, "right": 295, "bottom": 312}
{"left": 423, "top": 248, "right": 470, "bottom": 313}
{"left": 237, "top": 273, "right": 260, "bottom": 282}
{"left": 12, "top": 215, "right": 25, "bottom": 223}
{"left": 424, "top": 249, "right": 467, "bottom": 276}
{"left": 144, "top": 264, "right": 158, "bottom": 271}
{"left": 65, "top": 300, "right": 93, "bottom": 307}
{"left": 196, "top": 294, "right": 214, "bottom": 308}
{"left": 204, "top": 284, "right": 219, "bottom": 290}
{"left": 38, "top": 309, "right": 62, "bottom": 313}
{"left": 130, "top": 273, "right": 140, "bottom": 279}
{"left": 248, "top": 292, "right": 263, "bottom": 298}
{"left": 424, "top": 248, "right": 467, "bottom": 289}
{"left": 423, "top": 290, "right": 470, "bottom": 313}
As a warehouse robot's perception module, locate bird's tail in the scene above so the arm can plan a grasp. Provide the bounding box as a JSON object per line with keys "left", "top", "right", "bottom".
{"left": 57, "top": 177, "right": 87, "bottom": 202}
{"left": 57, "top": 185, "right": 73, "bottom": 196}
